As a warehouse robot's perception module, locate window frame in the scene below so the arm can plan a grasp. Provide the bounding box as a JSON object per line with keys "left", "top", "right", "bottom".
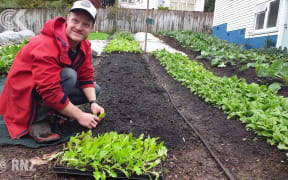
{"left": 121, "top": 0, "right": 140, "bottom": 4}
{"left": 253, "top": 0, "right": 280, "bottom": 35}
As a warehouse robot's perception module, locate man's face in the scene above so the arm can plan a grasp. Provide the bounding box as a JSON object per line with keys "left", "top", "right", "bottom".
{"left": 66, "top": 11, "right": 94, "bottom": 44}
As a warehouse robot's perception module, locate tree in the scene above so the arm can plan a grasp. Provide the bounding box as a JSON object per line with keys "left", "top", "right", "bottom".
{"left": 12, "top": 0, "right": 45, "bottom": 8}
{"left": 90, "top": 0, "right": 102, "bottom": 8}
{"left": 204, "top": 0, "right": 215, "bottom": 12}
{"left": 102, "top": 0, "right": 115, "bottom": 8}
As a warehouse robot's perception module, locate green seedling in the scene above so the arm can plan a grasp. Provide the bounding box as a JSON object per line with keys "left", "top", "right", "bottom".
{"left": 54, "top": 131, "right": 167, "bottom": 180}
{"left": 94, "top": 112, "right": 106, "bottom": 119}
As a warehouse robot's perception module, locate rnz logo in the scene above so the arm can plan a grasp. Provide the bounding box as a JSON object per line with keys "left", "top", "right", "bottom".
{"left": 12, "top": 159, "right": 36, "bottom": 171}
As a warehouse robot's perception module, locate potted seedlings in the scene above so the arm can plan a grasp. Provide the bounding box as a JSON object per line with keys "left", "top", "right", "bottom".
{"left": 54, "top": 130, "right": 167, "bottom": 180}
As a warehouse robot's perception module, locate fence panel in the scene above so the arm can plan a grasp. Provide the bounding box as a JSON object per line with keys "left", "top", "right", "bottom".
{"left": 0, "top": 8, "right": 213, "bottom": 34}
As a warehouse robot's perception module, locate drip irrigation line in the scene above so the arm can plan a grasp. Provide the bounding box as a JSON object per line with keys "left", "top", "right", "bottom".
{"left": 144, "top": 55, "right": 236, "bottom": 180}
{"left": 163, "top": 87, "right": 236, "bottom": 180}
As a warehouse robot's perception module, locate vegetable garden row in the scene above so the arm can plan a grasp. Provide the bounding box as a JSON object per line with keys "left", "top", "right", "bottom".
{"left": 159, "top": 30, "right": 288, "bottom": 91}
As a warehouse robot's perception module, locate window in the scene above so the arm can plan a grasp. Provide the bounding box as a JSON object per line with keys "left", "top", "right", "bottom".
{"left": 267, "top": 0, "right": 280, "bottom": 28}
{"left": 129, "top": 0, "right": 139, "bottom": 3}
{"left": 254, "top": 0, "right": 280, "bottom": 31}
{"left": 255, "top": 11, "right": 265, "bottom": 30}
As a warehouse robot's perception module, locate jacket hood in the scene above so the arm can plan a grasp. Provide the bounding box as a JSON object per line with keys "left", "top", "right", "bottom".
{"left": 40, "top": 16, "right": 66, "bottom": 39}
{"left": 40, "top": 16, "right": 91, "bottom": 59}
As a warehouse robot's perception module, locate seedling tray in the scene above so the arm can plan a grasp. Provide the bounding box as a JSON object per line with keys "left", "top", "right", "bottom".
{"left": 53, "top": 164, "right": 164, "bottom": 180}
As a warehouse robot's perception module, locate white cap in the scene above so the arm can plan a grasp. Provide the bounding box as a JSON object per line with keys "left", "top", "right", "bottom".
{"left": 70, "top": 0, "right": 97, "bottom": 23}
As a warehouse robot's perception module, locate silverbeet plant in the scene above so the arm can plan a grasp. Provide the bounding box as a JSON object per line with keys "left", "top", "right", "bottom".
{"left": 54, "top": 131, "right": 167, "bottom": 180}
{"left": 0, "top": 39, "right": 27, "bottom": 76}
{"left": 104, "top": 31, "right": 142, "bottom": 53}
{"left": 153, "top": 49, "right": 288, "bottom": 157}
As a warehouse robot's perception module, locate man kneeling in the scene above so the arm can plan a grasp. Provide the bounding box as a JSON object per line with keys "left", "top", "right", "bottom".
{"left": 0, "top": 0, "right": 105, "bottom": 143}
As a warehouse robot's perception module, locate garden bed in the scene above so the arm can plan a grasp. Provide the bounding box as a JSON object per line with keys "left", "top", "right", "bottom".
{"left": 0, "top": 53, "right": 225, "bottom": 179}
{"left": 1, "top": 44, "right": 288, "bottom": 179}
{"left": 150, "top": 35, "right": 288, "bottom": 179}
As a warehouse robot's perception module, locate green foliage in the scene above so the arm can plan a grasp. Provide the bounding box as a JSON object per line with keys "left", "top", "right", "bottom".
{"left": 93, "top": 112, "right": 106, "bottom": 119}
{"left": 204, "top": 0, "right": 215, "bottom": 12}
{"left": 158, "top": 6, "right": 169, "bottom": 10}
{"left": 0, "top": 0, "right": 17, "bottom": 7}
{"left": 54, "top": 131, "right": 167, "bottom": 180}
{"left": 104, "top": 31, "right": 142, "bottom": 53}
{"left": 88, "top": 32, "right": 110, "bottom": 40}
{"left": 104, "top": 39, "right": 142, "bottom": 53}
{"left": 112, "top": 31, "right": 134, "bottom": 41}
{"left": 3, "top": 0, "right": 73, "bottom": 8}
{"left": 254, "top": 47, "right": 288, "bottom": 59}
{"left": 268, "top": 82, "right": 282, "bottom": 92}
{"left": 0, "top": 39, "right": 27, "bottom": 76}
{"left": 265, "top": 36, "right": 275, "bottom": 48}
{"left": 158, "top": 30, "right": 288, "bottom": 84}
{"left": 153, "top": 49, "right": 288, "bottom": 157}
{"left": 11, "top": 0, "right": 47, "bottom": 8}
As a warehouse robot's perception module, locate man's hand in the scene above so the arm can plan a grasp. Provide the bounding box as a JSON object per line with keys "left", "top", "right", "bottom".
{"left": 60, "top": 101, "right": 104, "bottom": 129}
{"left": 90, "top": 103, "right": 105, "bottom": 120}
{"left": 76, "top": 111, "right": 99, "bottom": 129}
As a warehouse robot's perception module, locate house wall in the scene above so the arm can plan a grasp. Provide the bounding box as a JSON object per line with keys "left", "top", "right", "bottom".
{"left": 277, "top": 0, "right": 288, "bottom": 48}
{"left": 118, "top": 0, "right": 160, "bottom": 9}
{"left": 118, "top": 0, "right": 205, "bottom": 11}
{"left": 170, "top": 0, "right": 195, "bottom": 11}
{"left": 212, "top": 0, "right": 281, "bottom": 48}
{"left": 194, "top": 0, "right": 204, "bottom": 11}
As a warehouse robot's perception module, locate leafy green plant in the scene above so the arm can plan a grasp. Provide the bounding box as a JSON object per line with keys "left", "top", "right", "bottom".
{"left": 104, "top": 31, "right": 142, "bottom": 53}
{"left": 264, "top": 36, "right": 275, "bottom": 48}
{"left": 94, "top": 112, "right": 106, "bottom": 119}
{"left": 268, "top": 82, "right": 282, "bottom": 92}
{"left": 153, "top": 49, "right": 288, "bottom": 157}
{"left": 54, "top": 131, "right": 167, "bottom": 180}
{"left": 158, "top": 30, "right": 288, "bottom": 84}
{"left": 0, "top": 39, "right": 27, "bottom": 76}
{"left": 112, "top": 31, "right": 135, "bottom": 41}
{"left": 88, "top": 32, "right": 110, "bottom": 40}
{"left": 104, "top": 39, "right": 142, "bottom": 53}
{"left": 158, "top": 6, "right": 169, "bottom": 10}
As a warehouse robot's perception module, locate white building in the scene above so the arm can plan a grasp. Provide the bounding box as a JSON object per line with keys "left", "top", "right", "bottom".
{"left": 212, "top": 0, "right": 288, "bottom": 49}
{"left": 118, "top": 0, "right": 205, "bottom": 11}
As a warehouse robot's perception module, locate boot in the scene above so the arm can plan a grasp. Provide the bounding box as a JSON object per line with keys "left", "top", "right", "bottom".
{"left": 29, "top": 120, "right": 60, "bottom": 143}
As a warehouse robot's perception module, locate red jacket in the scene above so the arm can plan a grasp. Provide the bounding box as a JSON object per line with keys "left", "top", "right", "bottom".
{"left": 0, "top": 17, "right": 95, "bottom": 139}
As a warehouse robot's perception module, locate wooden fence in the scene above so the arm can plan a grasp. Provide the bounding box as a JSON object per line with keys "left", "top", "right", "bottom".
{"left": 0, "top": 8, "right": 213, "bottom": 34}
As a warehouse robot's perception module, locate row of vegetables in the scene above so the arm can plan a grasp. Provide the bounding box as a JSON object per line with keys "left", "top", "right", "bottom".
{"left": 153, "top": 49, "right": 288, "bottom": 156}
{"left": 158, "top": 30, "right": 288, "bottom": 86}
